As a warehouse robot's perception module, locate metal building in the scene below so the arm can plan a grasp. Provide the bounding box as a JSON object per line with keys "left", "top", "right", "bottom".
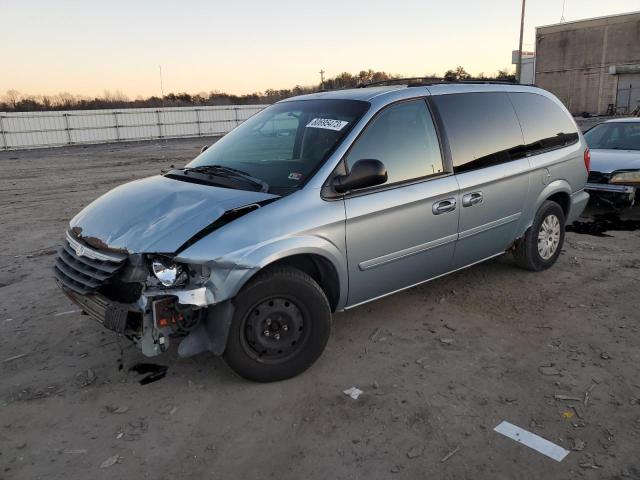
{"left": 535, "top": 11, "right": 640, "bottom": 115}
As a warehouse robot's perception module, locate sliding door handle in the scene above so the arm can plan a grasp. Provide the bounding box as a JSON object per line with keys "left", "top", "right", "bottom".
{"left": 462, "top": 191, "right": 483, "bottom": 207}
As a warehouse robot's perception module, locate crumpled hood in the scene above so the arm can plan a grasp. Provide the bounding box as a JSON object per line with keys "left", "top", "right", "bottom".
{"left": 590, "top": 149, "right": 640, "bottom": 174}
{"left": 70, "top": 175, "right": 278, "bottom": 253}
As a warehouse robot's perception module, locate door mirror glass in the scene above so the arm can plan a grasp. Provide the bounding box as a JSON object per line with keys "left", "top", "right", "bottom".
{"left": 333, "top": 159, "right": 388, "bottom": 193}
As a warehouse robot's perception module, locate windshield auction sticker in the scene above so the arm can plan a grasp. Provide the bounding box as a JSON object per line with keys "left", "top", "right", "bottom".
{"left": 306, "top": 118, "right": 349, "bottom": 131}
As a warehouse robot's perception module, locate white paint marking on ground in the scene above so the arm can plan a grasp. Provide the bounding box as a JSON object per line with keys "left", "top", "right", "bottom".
{"left": 494, "top": 421, "right": 570, "bottom": 462}
{"left": 54, "top": 309, "right": 81, "bottom": 317}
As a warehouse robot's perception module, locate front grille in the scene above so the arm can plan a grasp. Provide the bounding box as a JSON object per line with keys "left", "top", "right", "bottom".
{"left": 54, "top": 232, "right": 127, "bottom": 295}
{"left": 588, "top": 171, "right": 609, "bottom": 184}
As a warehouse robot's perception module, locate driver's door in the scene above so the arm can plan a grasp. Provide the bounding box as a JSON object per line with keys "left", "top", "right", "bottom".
{"left": 343, "top": 99, "right": 460, "bottom": 307}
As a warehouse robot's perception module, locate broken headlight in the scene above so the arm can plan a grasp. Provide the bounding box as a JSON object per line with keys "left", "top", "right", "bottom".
{"left": 151, "top": 258, "right": 187, "bottom": 287}
{"left": 610, "top": 171, "right": 640, "bottom": 185}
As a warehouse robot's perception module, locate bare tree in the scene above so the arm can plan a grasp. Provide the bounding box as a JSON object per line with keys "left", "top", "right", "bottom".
{"left": 4, "top": 89, "right": 21, "bottom": 109}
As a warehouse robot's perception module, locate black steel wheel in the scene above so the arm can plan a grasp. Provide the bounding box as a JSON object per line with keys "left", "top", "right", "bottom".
{"left": 223, "top": 267, "right": 331, "bottom": 382}
{"left": 240, "top": 296, "right": 310, "bottom": 364}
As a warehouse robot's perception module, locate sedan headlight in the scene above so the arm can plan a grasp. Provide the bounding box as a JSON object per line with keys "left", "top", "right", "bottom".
{"left": 151, "top": 258, "right": 187, "bottom": 287}
{"left": 610, "top": 171, "right": 640, "bottom": 185}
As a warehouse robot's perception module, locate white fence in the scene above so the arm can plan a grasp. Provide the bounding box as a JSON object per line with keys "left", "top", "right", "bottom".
{"left": 0, "top": 105, "right": 269, "bottom": 150}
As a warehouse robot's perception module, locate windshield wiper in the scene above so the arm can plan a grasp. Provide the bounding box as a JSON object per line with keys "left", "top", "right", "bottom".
{"left": 183, "top": 165, "right": 269, "bottom": 192}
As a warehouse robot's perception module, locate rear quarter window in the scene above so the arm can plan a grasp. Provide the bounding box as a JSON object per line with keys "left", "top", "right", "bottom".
{"left": 508, "top": 92, "right": 579, "bottom": 155}
{"left": 431, "top": 92, "right": 526, "bottom": 174}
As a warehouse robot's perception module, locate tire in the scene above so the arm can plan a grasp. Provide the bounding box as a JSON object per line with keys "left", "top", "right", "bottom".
{"left": 223, "top": 267, "right": 331, "bottom": 382}
{"left": 513, "top": 200, "right": 566, "bottom": 271}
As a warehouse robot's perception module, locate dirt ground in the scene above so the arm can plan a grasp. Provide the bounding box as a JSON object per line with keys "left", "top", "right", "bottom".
{"left": 1, "top": 137, "right": 639, "bottom": 480}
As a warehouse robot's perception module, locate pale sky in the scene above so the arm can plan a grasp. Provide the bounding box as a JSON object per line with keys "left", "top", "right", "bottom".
{"left": 0, "top": 0, "right": 638, "bottom": 98}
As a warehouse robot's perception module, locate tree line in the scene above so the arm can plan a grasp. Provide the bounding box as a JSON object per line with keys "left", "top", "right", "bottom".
{"left": 0, "top": 67, "right": 515, "bottom": 112}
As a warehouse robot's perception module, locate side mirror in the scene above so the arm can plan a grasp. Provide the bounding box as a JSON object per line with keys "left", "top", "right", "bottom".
{"left": 333, "top": 159, "right": 388, "bottom": 193}
{"left": 200, "top": 145, "right": 209, "bottom": 153}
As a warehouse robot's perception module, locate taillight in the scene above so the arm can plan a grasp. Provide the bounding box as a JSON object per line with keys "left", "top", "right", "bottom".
{"left": 583, "top": 148, "right": 591, "bottom": 172}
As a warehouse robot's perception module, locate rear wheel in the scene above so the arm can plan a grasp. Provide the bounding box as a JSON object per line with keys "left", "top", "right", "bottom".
{"left": 223, "top": 267, "right": 331, "bottom": 382}
{"left": 514, "top": 200, "right": 565, "bottom": 271}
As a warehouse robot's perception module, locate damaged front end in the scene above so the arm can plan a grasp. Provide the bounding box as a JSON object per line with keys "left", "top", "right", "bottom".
{"left": 585, "top": 170, "right": 638, "bottom": 209}
{"left": 54, "top": 230, "right": 230, "bottom": 358}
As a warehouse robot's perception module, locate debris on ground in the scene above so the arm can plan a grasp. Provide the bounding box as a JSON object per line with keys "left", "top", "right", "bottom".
{"left": 100, "top": 454, "right": 121, "bottom": 468}
{"left": 572, "top": 405, "right": 585, "bottom": 419}
{"left": 440, "top": 446, "right": 460, "bottom": 463}
{"left": 62, "top": 449, "right": 87, "bottom": 454}
{"left": 439, "top": 338, "right": 454, "bottom": 345}
{"left": 106, "top": 405, "right": 129, "bottom": 414}
{"left": 80, "top": 369, "right": 96, "bottom": 387}
{"left": 129, "top": 363, "right": 168, "bottom": 385}
{"left": 343, "top": 387, "right": 363, "bottom": 400}
{"left": 572, "top": 439, "right": 586, "bottom": 451}
{"left": 406, "top": 445, "right": 424, "bottom": 459}
{"left": 54, "top": 309, "right": 81, "bottom": 317}
{"left": 494, "top": 421, "right": 570, "bottom": 462}
{"left": 584, "top": 384, "right": 595, "bottom": 406}
{"left": 538, "top": 365, "right": 561, "bottom": 376}
{"left": 578, "top": 453, "right": 602, "bottom": 469}
{"left": 554, "top": 394, "right": 582, "bottom": 402}
{"left": 3, "top": 353, "right": 28, "bottom": 363}
{"left": 369, "top": 328, "right": 382, "bottom": 342}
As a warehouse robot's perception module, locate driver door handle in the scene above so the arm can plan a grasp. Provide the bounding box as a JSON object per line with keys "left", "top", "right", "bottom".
{"left": 462, "top": 191, "right": 483, "bottom": 207}
{"left": 432, "top": 198, "right": 457, "bottom": 215}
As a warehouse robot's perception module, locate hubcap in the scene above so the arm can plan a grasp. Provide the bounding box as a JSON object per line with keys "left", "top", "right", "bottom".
{"left": 537, "top": 214, "right": 561, "bottom": 260}
{"left": 242, "top": 297, "right": 306, "bottom": 363}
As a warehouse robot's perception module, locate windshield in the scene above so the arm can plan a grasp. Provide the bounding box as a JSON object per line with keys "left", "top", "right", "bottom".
{"left": 187, "top": 99, "right": 370, "bottom": 192}
{"left": 584, "top": 122, "right": 640, "bottom": 150}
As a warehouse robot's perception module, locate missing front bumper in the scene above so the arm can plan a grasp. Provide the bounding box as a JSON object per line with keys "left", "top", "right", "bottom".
{"left": 60, "top": 284, "right": 142, "bottom": 335}
{"left": 58, "top": 281, "right": 228, "bottom": 358}
{"left": 585, "top": 183, "right": 636, "bottom": 206}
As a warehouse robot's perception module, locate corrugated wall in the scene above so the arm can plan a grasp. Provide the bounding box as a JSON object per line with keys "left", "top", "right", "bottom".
{"left": 0, "top": 105, "right": 268, "bottom": 150}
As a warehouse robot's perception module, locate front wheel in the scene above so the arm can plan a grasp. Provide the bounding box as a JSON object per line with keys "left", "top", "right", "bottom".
{"left": 223, "top": 267, "right": 331, "bottom": 382}
{"left": 513, "top": 200, "right": 566, "bottom": 271}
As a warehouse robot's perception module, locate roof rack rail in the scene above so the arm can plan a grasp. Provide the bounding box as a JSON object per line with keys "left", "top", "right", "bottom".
{"left": 359, "top": 77, "right": 519, "bottom": 88}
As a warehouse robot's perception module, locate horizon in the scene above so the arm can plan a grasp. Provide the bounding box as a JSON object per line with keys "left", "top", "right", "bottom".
{"left": 1, "top": 0, "right": 639, "bottom": 98}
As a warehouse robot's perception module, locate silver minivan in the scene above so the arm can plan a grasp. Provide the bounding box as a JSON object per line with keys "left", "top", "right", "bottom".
{"left": 54, "top": 81, "right": 590, "bottom": 381}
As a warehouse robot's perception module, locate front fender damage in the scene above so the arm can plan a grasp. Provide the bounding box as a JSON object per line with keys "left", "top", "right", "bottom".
{"left": 141, "top": 258, "right": 258, "bottom": 358}
{"left": 177, "top": 300, "right": 235, "bottom": 357}
{"left": 173, "top": 258, "right": 258, "bottom": 358}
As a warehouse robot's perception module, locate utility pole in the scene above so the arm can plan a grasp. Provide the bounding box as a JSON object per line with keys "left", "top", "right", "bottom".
{"left": 516, "top": 0, "right": 526, "bottom": 84}
{"left": 159, "top": 65, "right": 165, "bottom": 107}
{"left": 319, "top": 69, "right": 325, "bottom": 89}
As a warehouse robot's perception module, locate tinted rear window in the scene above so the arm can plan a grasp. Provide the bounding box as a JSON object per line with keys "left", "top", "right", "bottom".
{"left": 431, "top": 92, "right": 526, "bottom": 173}
{"left": 508, "top": 92, "right": 579, "bottom": 154}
